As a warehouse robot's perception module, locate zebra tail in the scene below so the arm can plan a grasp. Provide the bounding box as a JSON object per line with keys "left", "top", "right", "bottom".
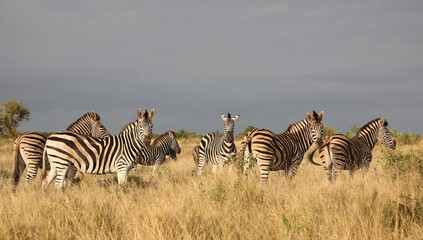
{"left": 41, "top": 148, "right": 48, "bottom": 180}
{"left": 12, "top": 138, "right": 23, "bottom": 186}
{"left": 238, "top": 133, "right": 253, "bottom": 158}
{"left": 304, "top": 138, "right": 324, "bottom": 166}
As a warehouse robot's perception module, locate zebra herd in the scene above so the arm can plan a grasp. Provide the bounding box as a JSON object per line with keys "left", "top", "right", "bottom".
{"left": 12, "top": 108, "right": 396, "bottom": 190}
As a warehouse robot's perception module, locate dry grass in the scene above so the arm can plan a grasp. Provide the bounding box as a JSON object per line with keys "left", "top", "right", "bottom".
{"left": 0, "top": 138, "right": 422, "bottom": 239}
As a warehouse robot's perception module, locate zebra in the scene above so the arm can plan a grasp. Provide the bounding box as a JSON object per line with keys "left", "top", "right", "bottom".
{"left": 192, "top": 145, "right": 200, "bottom": 168}
{"left": 135, "top": 131, "right": 181, "bottom": 175}
{"left": 308, "top": 118, "right": 396, "bottom": 181}
{"left": 12, "top": 111, "right": 111, "bottom": 185}
{"left": 197, "top": 113, "right": 239, "bottom": 175}
{"left": 41, "top": 108, "right": 155, "bottom": 190}
{"left": 239, "top": 111, "right": 324, "bottom": 184}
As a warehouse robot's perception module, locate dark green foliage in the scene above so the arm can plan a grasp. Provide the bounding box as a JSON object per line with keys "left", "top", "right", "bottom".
{"left": 382, "top": 149, "right": 423, "bottom": 178}
{"left": 322, "top": 124, "right": 341, "bottom": 137}
{"left": 175, "top": 129, "right": 202, "bottom": 140}
{"left": 236, "top": 125, "right": 255, "bottom": 140}
{"left": 0, "top": 98, "right": 30, "bottom": 138}
{"left": 345, "top": 123, "right": 359, "bottom": 138}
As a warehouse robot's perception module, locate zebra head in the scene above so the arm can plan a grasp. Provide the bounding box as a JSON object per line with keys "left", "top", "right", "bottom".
{"left": 221, "top": 113, "right": 239, "bottom": 143}
{"left": 136, "top": 108, "right": 155, "bottom": 147}
{"left": 306, "top": 110, "right": 324, "bottom": 142}
{"left": 168, "top": 131, "right": 181, "bottom": 160}
{"left": 89, "top": 112, "right": 111, "bottom": 138}
{"left": 377, "top": 118, "right": 396, "bottom": 150}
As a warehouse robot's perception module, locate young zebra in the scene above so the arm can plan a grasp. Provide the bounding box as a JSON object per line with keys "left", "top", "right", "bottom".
{"left": 12, "top": 112, "right": 111, "bottom": 185}
{"left": 136, "top": 131, "right": 181, "bottom": 175}
{"left": 309, "top": 118, "right": 396, "bottom": 181}
{"left": 41, "top": 108, "right": 155, "bottom": 190}
{"left": 197, "top": 113, "right": 239, "bottom": 175}
{"left": 240, "top": 111, "right": 324, "bottom": 184}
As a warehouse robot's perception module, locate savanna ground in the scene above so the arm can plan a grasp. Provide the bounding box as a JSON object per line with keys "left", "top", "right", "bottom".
{"left": 0, "top": 137, "right": 422, "bottom": 239}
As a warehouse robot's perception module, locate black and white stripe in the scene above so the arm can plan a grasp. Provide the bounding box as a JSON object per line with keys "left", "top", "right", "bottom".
{"left": 12, "top": 112, "right": 110, "bottom": 185}
{"left": 311, "top": 118, "right": 396, "bottom": 181}
{"left": 197, "top": 113, "right": 239, "bottom": 175}
{"left": 239, "top": 111, "right": 324, "bottom": 184}
{"left": 136, "top": 131, "right": 181, "bottom": 175}
{"left": 41, "top": 108, "right": 155, "bottom": 190}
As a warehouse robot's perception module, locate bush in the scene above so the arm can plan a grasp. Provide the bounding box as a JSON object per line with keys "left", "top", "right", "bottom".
{"left": 236, "top": 125, "right": 255, "bottom": 140}
{"left": 382, "top": 149, "right": 423, "bottom": 178}
{"left": 390, "top": 128, "right": 421, "bottom": 145}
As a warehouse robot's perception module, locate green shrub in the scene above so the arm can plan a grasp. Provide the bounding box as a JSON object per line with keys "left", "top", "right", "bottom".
{"left": 382, "top": 149, "right": 423, "bottom": 178}
{"left": 391, "top": 128, "right": 421, "bottom": 145}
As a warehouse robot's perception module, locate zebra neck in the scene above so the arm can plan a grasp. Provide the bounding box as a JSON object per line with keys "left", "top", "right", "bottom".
{"left": 355, "top": 132, "right": 377, "bottom": 149}
{"left": 221, "top": 138, "right": 236, "bottom": 153}
{"left": 154, "top": 138, "right": 169, "bottom": 154}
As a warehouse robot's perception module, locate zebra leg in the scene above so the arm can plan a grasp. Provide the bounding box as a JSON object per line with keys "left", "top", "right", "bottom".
{"left": 362, "top": 156, "right": 372, "bottom": 177}
{"left": 324, "top": 163, "right": 333, "bottom": 182}
{"left": 286, "top": 157, "right": 302, "bottom": 180}
{"left": 197, "top": 157, "right": 207, "bottom": 176}
{"left": 132, "top": 165, "right": 137, "bottom": 175}
{"left": 117, "top": 167, "right": 130, "bottom": 185}
{"left": 25, "top": 162, "right": 39, "bottom": 184}
{"left": 55, "top": 165, "right": 70, "bottom": 191}
{"left": 64, "top": 165, "right": 78, "bottom": 187}
{"left": 258, "top": 158, "right": 273, "bottom": 185}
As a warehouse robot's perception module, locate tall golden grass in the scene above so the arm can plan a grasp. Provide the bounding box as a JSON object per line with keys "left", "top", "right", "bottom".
{"left": 0, "top": 138, "right": 422, "bottom": 239}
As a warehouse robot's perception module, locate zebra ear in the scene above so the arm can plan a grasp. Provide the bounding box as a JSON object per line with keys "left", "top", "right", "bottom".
{"left": 221, "top": 113, "right": 227, "bottom": 121}
{"left": 318, "top": 111, "right": 324, "bottom": 121}
{"left": 232, "top": 115, "right": 239, "bottom": 122}
{"left": 137, "top": 108, "right": 144, "bottom": 119}
{"left": 306, "top": 112, "right": 313, "bottom": 122}
{"left": 379, "top": 118, "right": 386, "bottom": 126}
{"left": 149, "top": 109, "right": 155, "bottom": 119}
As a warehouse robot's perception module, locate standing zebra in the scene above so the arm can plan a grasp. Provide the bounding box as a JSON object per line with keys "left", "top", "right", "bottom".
{"left": 136, "top": 131, "right": 181, "bottom": 175}
{"left": 12, "top": 112, "right": 111, "bottom": 185}
{"left": 308, "top": 118, "right": 396, "bottom": 181}
{"left": 197, "top": 113, "right": 239, "bottom": 175}
{"left": 240, "top": 111, "right": 324, "bottom": 184}
{"left": 41, "top": 108, "right": 155, "bottom": 190}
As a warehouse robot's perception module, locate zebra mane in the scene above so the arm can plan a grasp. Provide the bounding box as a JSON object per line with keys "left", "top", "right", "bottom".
{"left": 152, "top": 131, "right": 176, "bottom": 145}
{"left": 120, "top": 120, "right": 136, "bottom": 134}
{"left": 66, "top": 112, "right": 100, "bottom": 131}
{"left": 285, "top": 119, "right": 307, "bottom": 133}
{"left": 356, "top": 118, "right": 387, "bottom": 136}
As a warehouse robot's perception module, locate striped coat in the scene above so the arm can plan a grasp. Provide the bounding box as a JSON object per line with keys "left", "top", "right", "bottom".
{"left": 239, "top": 111, "right": 324, "bottom": 184}
{"left": 42, "top": 108, "right": 155, "bottom": 190}
{"left": 12, "top": 112, "right": 110, "bottom": 185}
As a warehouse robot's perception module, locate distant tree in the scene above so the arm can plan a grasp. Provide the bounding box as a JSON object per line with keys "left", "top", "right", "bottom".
{"left": 322, "top": 124, "right": 341, "bottom": 137}
{"left": 0, "top": 98, "right": 30, "bottom": 137}
{"left": 236, "top": 125, "right": 255, "bottom": 140}
{"left": 345, "top": 123, "right": 359, "bottom": 138}
{"left": 175, "top": 129, "right": 201, "bottom": 139}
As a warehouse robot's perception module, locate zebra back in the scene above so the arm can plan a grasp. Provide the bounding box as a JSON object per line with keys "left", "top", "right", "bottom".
{"left": 240, "top": 110, "right": 324, "bottom": 183}
{"left": 66, "top": 111, "right": 111, "bottom": 138}
{"left": 151, "top": 131, "right": 181, "bottom": 159}
{"left": 13, "top": 111, "right": 110, "bottom": 185}
{"left": 314, "top": 118, "right": 396, "bottom": 181}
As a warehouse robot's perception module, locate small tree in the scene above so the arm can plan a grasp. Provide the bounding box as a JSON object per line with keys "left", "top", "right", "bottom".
{"left": 236, "top": 125, "right": 255, "bottom": 140}
{"left": 0, "top": 98, "right": 30, "bottom": 137}
{"left": 345, "top": 123, "right": 359, "bottom": 138}
{"left": 322, "top": 124, "right": 341, "bottom": 137}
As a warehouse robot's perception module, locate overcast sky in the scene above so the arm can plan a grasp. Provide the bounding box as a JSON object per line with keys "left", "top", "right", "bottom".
{"left": 1, "top": 1, "right": 422, "bottom": 136}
